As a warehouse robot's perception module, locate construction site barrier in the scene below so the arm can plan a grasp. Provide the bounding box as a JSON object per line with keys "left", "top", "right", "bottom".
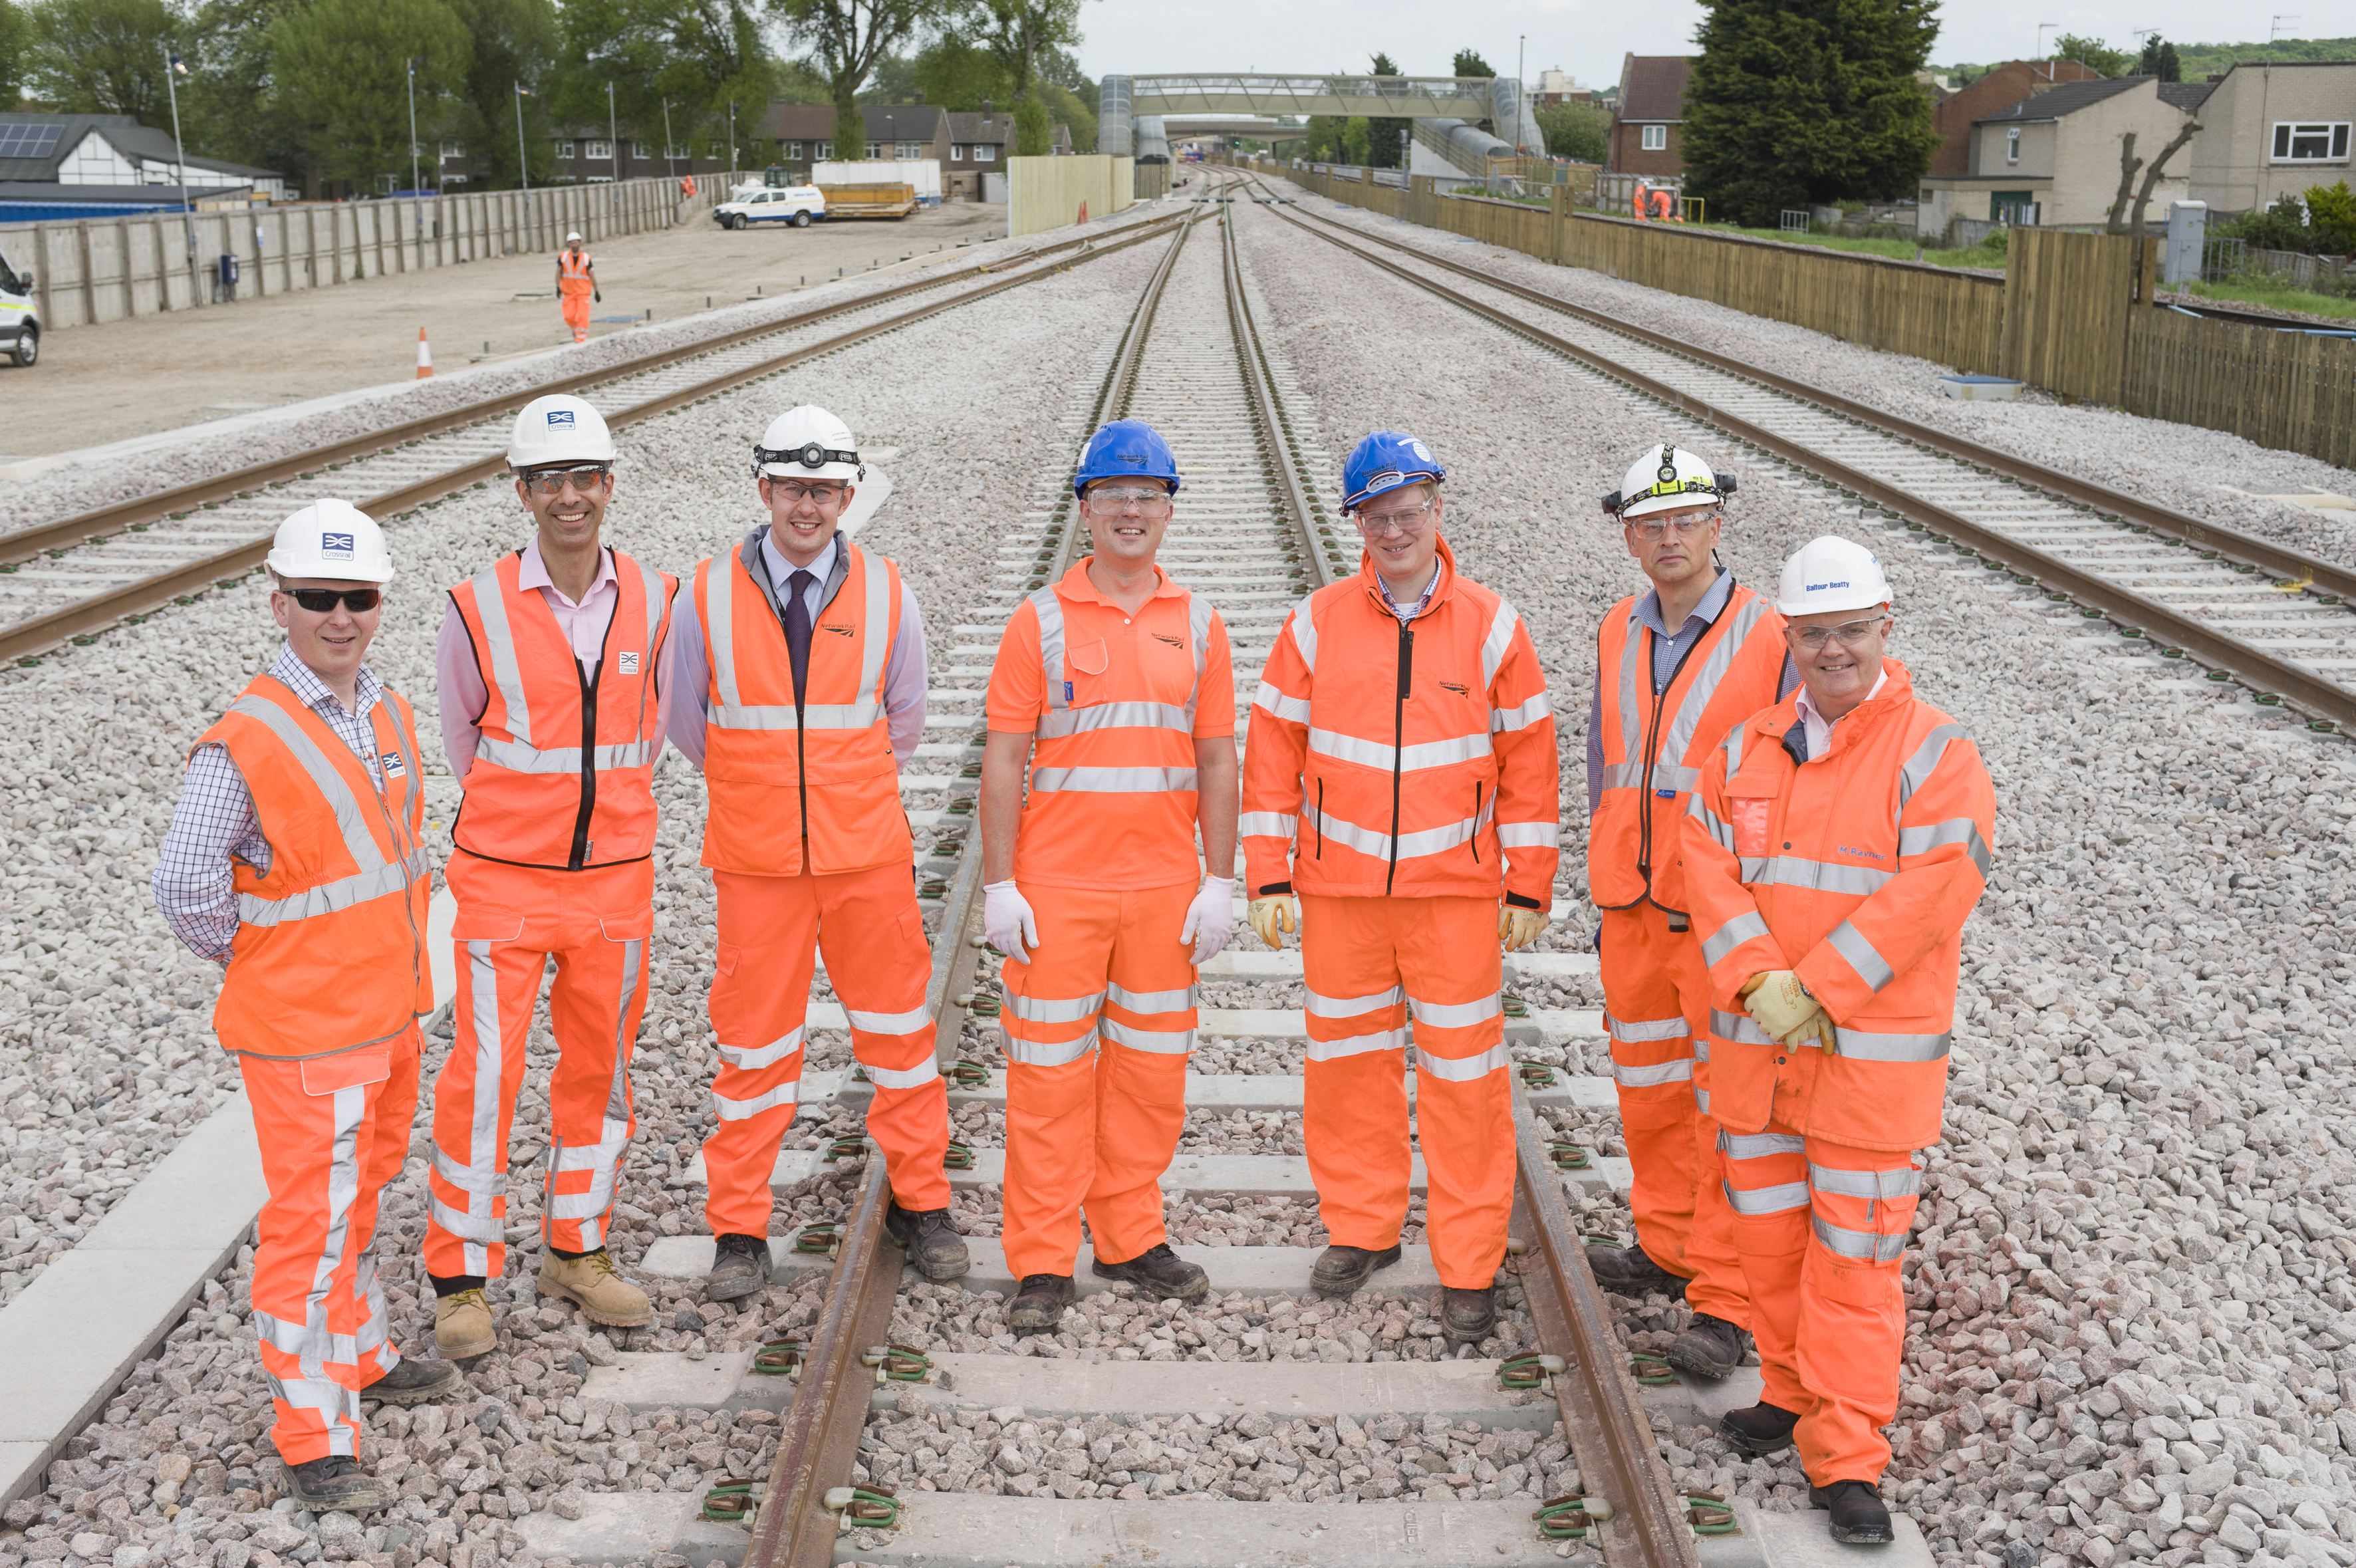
{"left": 1007, "top": 155, "right": 1134, "bottom": 239}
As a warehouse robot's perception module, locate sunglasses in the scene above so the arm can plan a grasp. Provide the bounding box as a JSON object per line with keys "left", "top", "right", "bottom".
{"left": 521, "top": 465, "right": 612, "bottom": 496}
{"left": 284, "top": 588, "right": 382, "bottom": 613}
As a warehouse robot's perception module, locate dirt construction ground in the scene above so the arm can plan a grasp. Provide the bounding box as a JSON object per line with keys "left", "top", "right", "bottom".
{"left": 0, "top": 199, "right": 1007, "bottom": 459}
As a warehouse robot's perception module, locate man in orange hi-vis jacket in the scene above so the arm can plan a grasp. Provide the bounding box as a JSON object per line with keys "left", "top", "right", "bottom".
{"left": 557, "top": 231, "right": 597, "bottom": 344}
{"left": 1681, "top": 535, "right": 1994, "bottom": 1547}
{"left": 1240, "top": 430, "right": 1559, "bottom": 1347}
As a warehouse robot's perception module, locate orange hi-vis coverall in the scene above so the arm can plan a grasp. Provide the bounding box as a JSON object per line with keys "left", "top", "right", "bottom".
{"left": 558, "top": 247, "right": 594, "bottom": 343}
{"left": 199, "top": 673, "right": 434, "bottom": 1466}
{"left": 1590, "top": 577, "right": 1787, "bottom": 1324}
{"left": 694, "top": 533, "right": 948, "bottom": 1234}
{"left": 1241, "top": 537, "right": 1559, "bottom": 1289}
{"left": 427, "top": 549, "right": 677, "bottom": 1285}
{"left": 986, "top": 561, "right": 1234, "bottom": 1279}
{"left": 1681, "top": 660, "right": 1994, "bottom": 1484}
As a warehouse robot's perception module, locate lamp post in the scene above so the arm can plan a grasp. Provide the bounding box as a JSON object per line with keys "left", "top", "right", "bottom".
{"left": 162, "top": 45, "right": 199, "bottom": 303}
{"left": 728, "top": 100, "right": 737, "bottom": 178}
{"left": 514, "top": 82, "right": 532, "bottom": 249}
{"left": 406, "top": 55, "right": 425, "bottom": 255}
{"left": 2036, "top": 23, "right": 2058, "bottom": 79}
{"left": 663, "top": 97, "right": 677, "bottom": 184}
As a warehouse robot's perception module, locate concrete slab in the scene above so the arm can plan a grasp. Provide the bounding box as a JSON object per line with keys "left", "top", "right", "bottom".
{"left": 1738, "top": 1498, "right": 1934, "bottom": 1568}
{"left": 890, "top": 1353, "right": 1561, "bottom": 1428}
{"left": 1642, "top": 1365, "right": 1766, "bottom": 1425}
{"left": 512, "top": 1491, "right": 748, "bottom": 1568}
{"left": 583, "top": 1350, "right": 762, "bottom": 1412}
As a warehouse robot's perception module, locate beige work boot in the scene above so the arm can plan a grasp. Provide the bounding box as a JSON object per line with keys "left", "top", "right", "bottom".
{"left": 434, "top": 1289, "right": 496, "bottom": 1361}
{"left": 537, "top": 1249, "right": 654, "bottom": 1328}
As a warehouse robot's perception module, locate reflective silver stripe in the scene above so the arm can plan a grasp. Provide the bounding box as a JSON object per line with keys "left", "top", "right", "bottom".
{"left": 1615, "top": 1058, "right": 1694, "bottom": 1087}
{"left": 457, "top": 938, "right": 503, "bottom": 1276}
{"left": 238, "top": 849, "right": 429, "bottom": 926}
{"left": 1006, "top": 1026, "right": 1099, "bottom": 1066}
{"left": 1307, "top": 726, "right": 1492, "bottom": 771}
{"left": 1725, "top": 1179, "right": 1811, "bottom": 1215}
{"left": 430, "top": 1194, "right": 502, "bottom": 1242}
{"left": 253, "top": 1307, "right": 370, "bottom": 1365}
{"left": 1739, "top": 855, "right": 1895, "bottom": 896}
{"left": 1107, "top": 981, "right": 1195, "bottom": 1015}
{"left": 704, "top": 556, "right": 744, "bottom": 714}
{"left": 1720, "top": 1129, "right": 1805, "bottom": 1159}
{"left": 710, "top": 699, "right": 881, "bottom": 730}
{"left": 1597, "top": 759, "right": 1650, "bottom": 791}
{"left": 1687, "top": 793, "right": 1736, "bottom": 851}
{"left": 227, "top": 694, "right": 388, "bottom": 873}
{"left": 1708, "top": 1009, "right": 1775, "bottom": 1046}
{"left": 1896, "top": 723, "right": 1971, "bottom": 817}
{"left": 1479, "top": 598, "right": 1519, "bottom": 687}
{"left": 473, "top": 734, "right": 663, "bottom": 774}
{"left": 849, "top": 539, "right": 890, "bottom": 704}
{"left": 1006, "top": 990, "right": 1107, "bottom": 1024}
{"left": 1700, "top": 909, "right": 1770, "bottom": 966}
{"left": 1408, "top": 994, "right": 1500, "bottom": 1028}
{"left": 433, "top": 1148, "right": 500, "bottom": 1196}
{"left": 1101, "top": 1017, "right": 1195, "bottom": 1053}
{"left": 1611, "top": 608, "right": 1644, "bottom": 783}
{"left": 1898, "top": 816, "right": 1992, "bottom": 876}
{"left": 706, "top": 545, "right": 888, "bottom": 731}
{"left": 1831, "top": 1028, "right": 1951, "bottom": 1061}
{"left": 1286, "top": 595, "right": 1319, "bottom": 672}
{"left": 1036, "top": 700, "right": 1194, "bottom": 739}
{"left": 845, "top": 1003, "right": 930, "bottom": 1036}
{"left": 1692, "top": 1035, "right": 1709, "bottom": 1062}
{"left": 1827, "top": 920, "right": 1897, "bottom": 992}
{"left": 1807, "top": 1165, "right": 1921, "bottom": 1200}
{"left": 1607, "top": 1011, "right": 1689, "bottom": 1044}
{"left": 1720, "top": 723, "right": 1746, "bottom": 775}
{"left": 301, "top": 1080, "right": 378, "bottom": 1367}
{"left": 1656, "top": 596, "right": 1773, "bottom": 773}
{"left": 859, "top": 1057, "right": 941, "bottom": 1089}
{"left": 1812, "top": 1214, "right": 1908, "bottom": 1261}
{"left": 1694, "top": 1085, "right": 1710, "bottom": 1114}
{"left": 712, "top": 1081, "right": 799, "bottom": 1120}
{"left": 1031, "top": 585, "right": 1068, "bottom": 713}
{"left": 553, "top": 934, "right": 642, "bottom": 1241}
{"left": 1417, "top": 1042, "right": 1509, "bottom": 1081}
{"left": 1491, "top": 692, "right": 1551, "bottom": 733}
{"left": 1184, "top": 590, "right": 1213, "bottom": 727}
{"left": 1496, "top": 820, "right": 1557, "bottom": 849}
{"left": 1306, "top": 1028, "right": 1406, "bottom": 1061}
{"left": 1309, "top": 801, "right": 1492, "bottom": 863}
{"left": 1030, "top": 765, "right": 1198, "bottom": 792}
{"left": 1305, "top": 984, "right": 1403, "bottom": 1019}
{"left": 1648, "top": 762, "right": 1702, "bottom": 793}
{"left": 469, "top": 567, "right": 533, "bottom": 747}
{"left": 1240, "top": 811, "right": 1297, "bottom": 839}
{"left": 717, "top": 1025, "right": 804, "bottom": 1071}
{"left": 1254, "top": 682, "right": 1311, "bottom": 724}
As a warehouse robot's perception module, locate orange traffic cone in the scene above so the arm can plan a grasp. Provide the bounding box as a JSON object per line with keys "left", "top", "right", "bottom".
{"left": 416, "top": 327, "right": 434, "bottom": 379}
{"left": 1077, "top": 199, "right": 1089, "bottom": 225}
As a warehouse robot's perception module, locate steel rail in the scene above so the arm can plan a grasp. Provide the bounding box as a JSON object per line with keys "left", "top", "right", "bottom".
{"left": 741, "top": 201, "right": 1208, "bottom": 1568}
{"left": 1262, "top": 197, "right": 2356, "bottom": 730}
{"left": 0, "top": 217, "right": 1186, "bottom": 668}
{"left": 1220, "top": 199, "right": 1336, "bottom": 588}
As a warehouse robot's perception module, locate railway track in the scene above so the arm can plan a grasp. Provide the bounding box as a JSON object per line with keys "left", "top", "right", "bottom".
{"left": 0, "top": 213, "right": 1184, "bottom": 667}
{"left": 1245, "top": 171, "right": 2356, "bottom": 735}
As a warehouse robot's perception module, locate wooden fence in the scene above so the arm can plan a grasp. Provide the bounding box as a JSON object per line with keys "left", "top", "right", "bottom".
{"left": 2000, "top": 228, "right": 2159, "bottom": 404}
{"left": 1007, "top": 155, "right": 1134, "bottom": 238}
{"left": 2123, "top": 309, "right": 2356, "bottom": 471}
{"left": 9, "top": 175, "right": 716, "bottom": 332}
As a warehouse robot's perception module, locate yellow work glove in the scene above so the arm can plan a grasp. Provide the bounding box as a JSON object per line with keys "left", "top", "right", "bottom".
{"left": 1247, "top": 894, "right": 1299, "bottom": 950}
{"left": 1499, "top": 904, "right": 1549, "bottom": 953}
{"left": 1740, "top": 971, "right": 1835, "bottom": 1051}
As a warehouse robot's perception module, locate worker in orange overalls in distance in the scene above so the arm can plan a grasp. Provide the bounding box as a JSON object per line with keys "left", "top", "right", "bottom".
{"left": 1586, "top": 444, "right": 1795, "bottom": 1381}
{"left": 424, "top": 394, "right": 676, "bottom": 1359}
{"left": 151, "top": 501, "right": 461, "bottom": 1515}
{"left": 668, "top": 404, "right": 966, "bottom": 1300}
{"left": 557, "top": 231, "right": 598, "bottom": 345}
{"left": 1653, "top": 187, "right": 1680, "bottom": 222}
{"left": 1682, "top": 535, "right": 1994, "bottom": 1546}
{"left": 978, "top": 420, "right": 1239, "bottom": 1333}
{"left": 1241, "top": 432, "right": 1560, "bottom": 1346}
{"left": 1633, "top": 182, "right": 1652, "bottom": 221}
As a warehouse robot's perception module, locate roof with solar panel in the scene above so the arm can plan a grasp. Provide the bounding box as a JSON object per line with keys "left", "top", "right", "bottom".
{"left": 0, "top": 112, "right": 285, "bottom": 187}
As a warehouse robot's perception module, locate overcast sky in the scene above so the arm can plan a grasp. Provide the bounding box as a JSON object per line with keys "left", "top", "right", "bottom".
{"left": 1074, "top": 1, "right": 2324, "bottom": 96}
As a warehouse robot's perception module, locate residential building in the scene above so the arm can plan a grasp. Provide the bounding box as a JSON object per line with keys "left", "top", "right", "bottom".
{"left": 946, "top": 110, "right": 1013, "bottom": 199}
{"left": 1607, "top": 55, "right": 1690, "bottom": 176}
{"left": 2181, "top": 59, "right": 2356, "bottom": 213}
{"left": 761, "top": 104, "right": 952, "bottom": 182}
{"left": 0, "top": 112, "right": 289, "bottom": 205}
{"left": 1915, "top": 76, "right": 2210, "bottom": 237}
{"left": 1926, "top": 60, "right": 2105, "bottom": 177}
{"left": 1533, "top": 68, "right": 1593, "bottom": 106}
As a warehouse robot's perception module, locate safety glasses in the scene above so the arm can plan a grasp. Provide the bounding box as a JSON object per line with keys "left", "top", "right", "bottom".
{"left": 1355, "top": 497, "right": 1434, "bottom": 537}
{"left": 1083, "top": 487, "right": 1173, "bottom": 517}
{"left": 766, "top": 480, "right": 849, "bottom": 505}
{"left": 1787, "top": 614, "right": 1889, "bottom": 651}
{"left": 284, "top": 588, "right": 382, "bottom": 613}
{"left": 520, "top": 465, "right": 611, "bottom": 497}
{"left": 1626, "top": 513, "right": 1717, "bottom": 541}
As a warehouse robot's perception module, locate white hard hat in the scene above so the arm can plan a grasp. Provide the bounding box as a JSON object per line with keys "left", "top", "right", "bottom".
{"left": 565, "top": 231, "right": 583, "bottom": 242}
{"left": 1605, "top": 442, "right": 1736, "bottom": 521}
{"left": 753, "top": 404, "right": 864, "bottom": 483}
{"left": 266, "top": 499, "right": 395, "bottom": 583}
{"left": 508, "top": 394, "right": 616, "bottom": 469}
{"left": 1777, "top": 535, "right": 1891, "bottom": 616}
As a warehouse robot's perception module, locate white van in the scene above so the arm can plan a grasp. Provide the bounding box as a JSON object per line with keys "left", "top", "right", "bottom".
{"left": 712, "top": 186, "right": 826, "bottom": 230}
{"left": 0, "top": 245, "right": 37, "bottom": 366}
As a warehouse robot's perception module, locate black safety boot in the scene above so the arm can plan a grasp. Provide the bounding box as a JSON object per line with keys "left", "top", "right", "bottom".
{"left": 1810, "top": 1479, "right": 1895, "bottom": 1544}
{"left": 704, "top": 1232, "right": 773, "bottom": 1302}
{"left": 885, "top": 1204, "right": 972, "bottom": 1281}
{"left": 1092, "top": 1242, "right": 1210, "bottom": 1303}
{"left": 1662, "top": 1312, "right": 1750, "bottom": 1380}
{"left": 1721, "top": 1401, "right": 1802, "bottom": 1456}
{"left": 1585, "top": 1241, "right": 1688, "bottom": 1298}
{"left": 362, "top": 1354, "right": 462, "bottom": 1405}
{"left": 1309, "top": 1243, "right": 1402, "bottom": 1297}
{"left": 281, "top": 1455, "right": 390, "bottom": 1513}
{"left": 1008, "top": 1273, "right": 1075, "bottom": 1332}
{"left": 1439, "top": 1285, "right": 1497, "bottom": 1345}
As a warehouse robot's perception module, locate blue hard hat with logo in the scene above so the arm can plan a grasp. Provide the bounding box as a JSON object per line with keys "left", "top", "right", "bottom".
{"left": 1341, "top": 430, "right": 1444, "bottom": 512}
{"left": 1073, "top": 419, "right": 1182, "bottom": 498}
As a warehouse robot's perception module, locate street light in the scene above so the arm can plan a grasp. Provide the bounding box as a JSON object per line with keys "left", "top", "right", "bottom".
{"left": 161, "top": 45, "right": 198, "bottom": 303}
{"left": 662, "top": 97, "right": 677, "bottom": 184}
{"left": 514, "top": 82, "right": 533, "bottom": 246}
{"left": 406, "top": 56, "right": 425, "bottom": 251}
{"left": 2036, "top": 23, "right": 2058, "bottom": 78}
{"left": 608, "top": 80, "right": 620, "bottom": 195}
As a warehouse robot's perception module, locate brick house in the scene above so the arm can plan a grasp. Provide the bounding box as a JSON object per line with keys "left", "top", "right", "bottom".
{"left": 1608, "top": 55, "right": 1691, "bottom": 176}
{"left": 1927, "top": 60, "right": 2106, "bottom": 177}
{"left": 760, "top": 104, "right": 952, "bottom": 183}
{"left": 945, "top": 111, "right": 1013, "bottom": 200}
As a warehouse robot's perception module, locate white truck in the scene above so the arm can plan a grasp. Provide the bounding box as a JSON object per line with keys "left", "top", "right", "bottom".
{"left": 0, "top": 245, "right": 37, "bottom": 366}
{"left": 711, "top": 185, "right": 827, "bottom": 229}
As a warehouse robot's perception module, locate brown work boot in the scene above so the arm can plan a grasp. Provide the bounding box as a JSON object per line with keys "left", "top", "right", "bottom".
{"left": 364, "top": 1353, "right": 463, "bottom": 1405}
{"left": 281, "top": 1455, "right": 390, "bottom": 1513}
{"left": 1008, "top": 1273, "right": 1075, "bottom": 1332}
{"left": 433, "top": 1289, "right": 496, "bottom": 1360}
{"left": 537, "top": 1249, "right": 654, "bottom": 1328}
{"left": 1091, "top": 1242, "right": 1210, "bottom": 1303}
{"left": 1662, "top": 1312, "right": 1750, "bottom": 1380}
{"left": 885, "top": 1203, "right": 972, "bottom": 1281}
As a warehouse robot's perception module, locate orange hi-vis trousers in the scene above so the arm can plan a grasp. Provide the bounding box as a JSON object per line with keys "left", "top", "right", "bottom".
{"left": 426, "top": 854, "right": 652, "bottom": 1282}
{"left": 1718, "top": 1049, "right": 1920, "bottom": 1483}
{"left": 704, "top": 865, "right": 950, "bottom": 1234}
{"left": 998, "top": 880, "right": 1198, "bottom": 1279}
{"left": 239, "top": 1023, "right": 421, "bottom": 1466}
{"left": 561, "top": 291, "right": 590, "bottom": 344}
{"left": 1299, "top": 893, "right": 1513, "bottom": 1290}
{"left": 1599, "top": 903, "right": 1748, "bottom": 1327}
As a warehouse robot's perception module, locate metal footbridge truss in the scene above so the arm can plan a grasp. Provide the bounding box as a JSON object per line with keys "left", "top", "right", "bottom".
{"left": 1101, "top": 74, "right": 1539, "bottom": 158}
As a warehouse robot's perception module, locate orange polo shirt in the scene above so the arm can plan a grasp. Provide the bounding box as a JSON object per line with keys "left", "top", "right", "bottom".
{"left": 986, "top": 559, "right": 1234, "bottom": 891}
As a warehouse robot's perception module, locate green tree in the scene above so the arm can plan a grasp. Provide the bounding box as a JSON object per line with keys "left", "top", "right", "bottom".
{"left": 442, "top": 0, "right": 561, "bottom": 188}
{"left": 1036, "top": 78, "right": 1091, "bottom": 149}
{"left": 271, "top": 0, "right": 470, "bottom": 193}
{"left": 904, "top": 36, "right": 1011, "bottom": 108}
{"left": 1535, "top": 100, "right": 1607, "bottom": 162}
{"left": 948, "top": 0, "right": 1081, "bottom": 107}
{"left": 1682, "top": 0, "right": 1942, "bottom": 227}
{"left": 2051, "top": 32, "right": 2130, "bottom": 77}
{"left": 0, "top": 0, "right": 32, "bottom": 109}
{"left": 1011, "top": 88, "right": 1049, "bottom": 154}
{"left": 180, "top": 0, "right": 310, "bottom": 185}
{"left": 551, "top": 0, "right": 760, "bottom": 179}
{"left": 2135, "top": 34, "right": 2180, "bottom": 82}
{"left": 2304, "top": 180, "right": 2356, "bottom": 253}
{"left": 24, "top": 0, "right": 181, "bottom": 123}
{"left": 776, "top": 0, "right": 937, "bottom": 166}
{"left": 1367, "top": 50, "right": 1405, "bottom": 169}
{"left": 1339, "top": 113, "right": 1371, "bottom": 166}
{"left": 1450, "top": 48, "right": 1493, "bottom": 78}
{"left": 1301, "top": 112, "right": 1343, "bottom": 162}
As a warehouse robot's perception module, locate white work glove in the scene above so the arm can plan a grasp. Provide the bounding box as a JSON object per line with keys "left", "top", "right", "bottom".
{"left": 1179, "top": 876, "right": 1237, "bottom": 965}
{"left": 1740, "top": 971, "right": 1835, "bottom": 1050}
{"left": 982, "top": 880, "right": 1039, "bottom": 963}
{"left": 1247, "top": 893, "right": 1299, "bottom": 950}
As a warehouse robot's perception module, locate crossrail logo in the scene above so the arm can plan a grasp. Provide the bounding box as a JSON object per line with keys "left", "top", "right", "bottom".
{"left": 618, "top": 651, "right": 640, "bottom": 674}
{"left": 380, "top": 751, "right": 407, "bottom": 777}
{"left": 321, "top": 533, "right": 354, "bottom": 560}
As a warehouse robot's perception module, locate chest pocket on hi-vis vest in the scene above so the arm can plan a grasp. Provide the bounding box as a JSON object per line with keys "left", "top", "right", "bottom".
{"left": 1727, "top": 771, "right": 1781, "bottom": 859}
{"left": 1065, "top": 638, "right": 1111, "bottom": 706}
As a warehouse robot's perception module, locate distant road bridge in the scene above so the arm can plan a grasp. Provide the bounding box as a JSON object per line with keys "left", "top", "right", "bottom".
{"left": 1101, "top": 74, "right": 1539, "bottom": 159}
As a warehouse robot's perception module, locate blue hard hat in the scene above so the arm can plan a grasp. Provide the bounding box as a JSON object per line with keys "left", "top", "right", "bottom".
{"left": 1073, "top": 419, "right": 1181, "bottom": 499}
{"left": 1341, "top": 431, "right": 1444, "bottom": 512}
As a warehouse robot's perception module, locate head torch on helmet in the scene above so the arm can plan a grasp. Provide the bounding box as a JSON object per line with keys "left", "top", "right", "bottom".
{"left": 753, "top": 442, "right": 865, "bottom": 482}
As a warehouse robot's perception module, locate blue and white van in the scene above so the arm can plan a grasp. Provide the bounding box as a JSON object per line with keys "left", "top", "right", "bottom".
{"left": 0, "top": 245, "right": 36, "bottom": 366}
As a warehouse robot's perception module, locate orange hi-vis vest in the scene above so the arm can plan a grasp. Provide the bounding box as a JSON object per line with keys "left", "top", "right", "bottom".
{"left": 696, "top": 533, "right": 911, "bottom": 876}
{"left": 201, "top": 673, "right": 433, "bottom": 1059}
{"left": 1589, "top": 580, "right": 1786, "bottom": 916}
{"left": 1680, "top": 661, "right": 1996, "bottom": 1150}
{"left": 448, "top": 547, "right": 676, "bottom": 871}
{"left": 1242, "top": 536, "right": 1559, "bottom": 904}
{"left": 559, "top": 249, "right": 593, "bottom": 294}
